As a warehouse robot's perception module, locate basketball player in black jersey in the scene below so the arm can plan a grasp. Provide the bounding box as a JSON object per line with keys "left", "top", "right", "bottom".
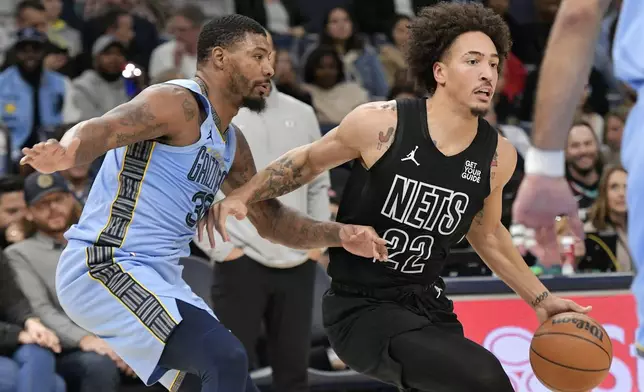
{"left": 209, "top": 3, "right": 591, "bottom": 391}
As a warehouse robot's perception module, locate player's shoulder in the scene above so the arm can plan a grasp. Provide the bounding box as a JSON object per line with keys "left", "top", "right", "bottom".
{"left": 343, "top": 100, "right": 398, "bottom": 126}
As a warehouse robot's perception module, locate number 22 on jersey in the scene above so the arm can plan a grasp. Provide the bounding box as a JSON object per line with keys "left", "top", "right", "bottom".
{"left": 375, "top": 228, "right": 434, "bottom": 274}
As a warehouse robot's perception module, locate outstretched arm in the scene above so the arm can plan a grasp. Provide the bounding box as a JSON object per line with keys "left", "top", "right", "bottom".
{"left": 468, "top": 140, "right": 590, "bottom": 322}
{"left": 224, "top": 103, "right": 382, "bottom": 205}
{"left": 209, "top": 126, "right": 386, "bottom": 258}
{"left": 530, "top": 0, "right": 611, "bottom": 153}
{"left": 21, "top": 85, "right": 201, "bottom": 172}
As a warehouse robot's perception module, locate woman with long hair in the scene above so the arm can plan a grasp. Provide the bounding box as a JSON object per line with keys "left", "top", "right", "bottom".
{"left": 581, "top": 165, "right": 634, "bottom": 272}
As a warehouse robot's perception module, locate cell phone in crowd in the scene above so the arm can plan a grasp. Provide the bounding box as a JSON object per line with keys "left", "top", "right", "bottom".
{"left": 122, "top": 63, "right": 142, "bottom": 98}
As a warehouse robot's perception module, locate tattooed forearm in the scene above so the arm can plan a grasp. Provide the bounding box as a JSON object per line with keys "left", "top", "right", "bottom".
{"left": 248, "top": 155, "right": 307, "bottom": 203}
{"left": 531, "top": 291, "right": 549, "bottom": 307}
{"left": 225, "top": 127, "right": 343, "bottom": 249}
{"left": 248, "top": 200, "right": 343, "bottom": 249}
{"left": 249, "top": 199, "right": 342, "bottom": 249}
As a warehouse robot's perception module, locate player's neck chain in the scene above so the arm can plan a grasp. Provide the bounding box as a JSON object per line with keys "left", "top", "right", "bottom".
{"left": 193, "top": 76, "right": 224, "bottom": 133}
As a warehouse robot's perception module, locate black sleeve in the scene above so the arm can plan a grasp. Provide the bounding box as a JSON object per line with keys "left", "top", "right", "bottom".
{"left": 0, "top": 253, "right": 35, "bottom": 327}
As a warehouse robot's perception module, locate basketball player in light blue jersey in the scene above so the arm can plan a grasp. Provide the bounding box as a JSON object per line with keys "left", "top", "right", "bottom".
{"left": 19, "top": 15, "right": 388, "bottom": 392}
{"left": 512, "top": 0, "right": 644, "bottom": 350}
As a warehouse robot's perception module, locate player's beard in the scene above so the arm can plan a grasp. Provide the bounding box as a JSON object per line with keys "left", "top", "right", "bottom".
{"left": 470, "top": 105, "right": 489, "bottom": 117}
{"left": 229, "top": 67, "right": 266, "bottom": 113}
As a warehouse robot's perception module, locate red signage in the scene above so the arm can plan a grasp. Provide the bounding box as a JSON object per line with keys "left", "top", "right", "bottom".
{"left": 453, "top": 294, "right": 640, "bottom": 391}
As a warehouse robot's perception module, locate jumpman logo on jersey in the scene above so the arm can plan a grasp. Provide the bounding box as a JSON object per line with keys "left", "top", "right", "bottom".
{"left": 434, "top": 286, "right": 443, "bottom": 298}
{"left": 401, "top": 146, "right": 420, "bottom": 166}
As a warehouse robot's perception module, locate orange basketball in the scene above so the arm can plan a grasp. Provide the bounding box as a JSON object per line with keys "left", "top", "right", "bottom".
{"left": 530, "top": 312, "right": 613, "bottom": 392}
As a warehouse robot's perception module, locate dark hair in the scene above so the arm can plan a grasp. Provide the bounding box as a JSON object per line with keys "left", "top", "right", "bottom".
{"left": 385, "top": 14, "right": 410, "bottom": 44}
{"left": 303, "top": 45, "right": 344, "bottom": 85}
{"left": 174, "top": 3, "right": 206, "bottom": 27}
{"left": 0, "top": 176, "right": 25, "bottom": 198}
{"left": 197, "top": 14, "right": 266, "bottom": 64}
{"left": 101, "top": 7, "right": 129, "bottom": 33}
{"left": 15, "top": 0, "right": 45, "bottom": 18}
{"left": 407, "top": 3, "right": 512, "bottom": 94}
{"left": 319, "top": 7, "right": 364, "bottom": 53}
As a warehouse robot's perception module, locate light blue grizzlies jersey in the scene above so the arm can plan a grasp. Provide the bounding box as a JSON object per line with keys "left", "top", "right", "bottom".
{"left": 612, "top": 0, "right": 644, "bottom": 170}
{"left": 64, "top": 79, "right": 236, "bottom": 276}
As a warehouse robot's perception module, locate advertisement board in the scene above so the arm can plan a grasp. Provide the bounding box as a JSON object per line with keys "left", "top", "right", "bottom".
{"left": 454, "top": 294, "right": 640, "bottom": 391}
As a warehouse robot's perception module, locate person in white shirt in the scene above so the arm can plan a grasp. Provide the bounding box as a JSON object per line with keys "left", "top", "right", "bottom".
{"left": 194, "top": 32, "right": 330, "bottom": 392}
{"left": 148, "top": 4, "right": 204, "bottom": 81}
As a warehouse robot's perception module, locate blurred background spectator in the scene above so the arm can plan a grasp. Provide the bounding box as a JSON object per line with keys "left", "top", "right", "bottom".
{"left": 302, "top": 45, "right": 368, "bottom": 127}
{"left": 149, "top": 4, "right": 204, "bottom": 80}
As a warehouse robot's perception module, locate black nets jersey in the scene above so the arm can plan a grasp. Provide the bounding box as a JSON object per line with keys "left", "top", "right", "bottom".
{"left": 328, "top": 98, "right": 499, "bottom": 287}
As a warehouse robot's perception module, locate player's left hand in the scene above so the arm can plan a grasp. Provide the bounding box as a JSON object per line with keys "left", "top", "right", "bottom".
{"left": 534, "top": 294, "right": 592, "bottom": 324}
{"left": 339, "top": 225, "right": 388, "bottom": 261}
{"left": 512, "top": 174, "right": 584, "bottom": 266}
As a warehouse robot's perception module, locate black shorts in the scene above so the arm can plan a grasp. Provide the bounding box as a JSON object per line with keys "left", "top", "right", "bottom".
{"left": 322, "top": 278, "right": 461, "bottom": 387}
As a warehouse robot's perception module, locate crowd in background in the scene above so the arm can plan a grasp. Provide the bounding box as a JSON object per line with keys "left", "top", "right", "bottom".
{"left": 0, "top": 0, "right": 634, "bottom": 391}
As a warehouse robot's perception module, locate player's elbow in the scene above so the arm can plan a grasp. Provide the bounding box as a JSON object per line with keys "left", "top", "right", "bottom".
{"left": 557, "top": 0, "right": 604, "bottom": 29}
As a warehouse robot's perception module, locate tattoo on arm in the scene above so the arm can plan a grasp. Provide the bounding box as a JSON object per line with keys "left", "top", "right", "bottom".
{"left": 473, "top": 209, "right": 484, "bottom": 226}
{"left": 377, "top": 127, "right": 394, "bottom": 151}
{"left": 380, "top": 102, "right": 397, "bottom": 112}
{"left": 182, "top": 98, "right": 196, "bottom": 121}
{"left": 112, "top": 102, "right": 168, "bottom": 147}
{"left": 224, "top": 128, "right": 342, "bottom": 248}
{"left": 531, "top": 291, "right": 549, "bottom": 307}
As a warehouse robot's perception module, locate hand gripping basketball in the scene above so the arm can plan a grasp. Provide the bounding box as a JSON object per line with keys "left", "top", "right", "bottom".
{"left": 198, "top": 197, "right": 247, "bottom": 248}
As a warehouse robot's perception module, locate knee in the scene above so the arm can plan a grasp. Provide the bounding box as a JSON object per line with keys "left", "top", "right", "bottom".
{"left": 467, "top": 353, "right": 512, "bottom": 392}
{"left": 74, "top": 352, "right": 120, "bottom": 383}
{"left": 203, "top": 331, "right": 249, "bottom": 373}
{"left": 15, "top": 344, "right": 56, "bottom": 368}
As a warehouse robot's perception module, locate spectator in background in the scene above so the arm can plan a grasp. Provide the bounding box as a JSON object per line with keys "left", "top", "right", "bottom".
{"left": 582, "top": 165, "right": 632, "bottom": 272}
{"left": 7, "top": 172, "right": 130, "bottom": 392}
{"left": 234, "top": 0, "right": 308, "bottom": 39}
{"left": 379, "top": 14, "right": 410, "bottom": 87}
{"left": 351, "top": 0, "right": 436, "bottom": 35}
{"left": 272, "top": 48, "right": 312, "bottom": 105}
{"left": 565, "top": 121, "right": 603, "bottom": 222}
{"left": 602, "top": 105, "right": 628, "bottom": 166}
{"left": 72, "top": 35, "right": 128, "bottom": 120}
{"left": 42, "top": 0, "right": 82, "bottom": 58}
{"left": 16, "top": 0, "right": 48, "bottom": 34}
{"left": 149, "top": 4, "right": 205, "bottom": 81}
{"left": 83, "top": 3, "right": 158, "bottom": 73}
{"left": 302, "top": 46, "right": 368, "bottom": 126}
{"left": 309, "top": 6, "right": 388, "bottom": 99}
{"left": 0, "top": 252, "right": 64, "bottom": 392}
{"left": 0, "top": 28, "right": 77, "bottom": 164}
{"left": 202, "top": 33, "right": 330, "bottom": 392}
{"left": 388, "top": 83, "right": 420, "bottom": 101}
{"left": 0, "top": 176, "right": 28, "bottom": 249}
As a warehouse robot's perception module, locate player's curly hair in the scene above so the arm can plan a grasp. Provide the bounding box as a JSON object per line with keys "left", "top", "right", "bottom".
{"left": 407, "top": 2, "right": 512, "bottom": 94}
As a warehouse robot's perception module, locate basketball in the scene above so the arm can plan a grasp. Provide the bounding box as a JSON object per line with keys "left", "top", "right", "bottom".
{"left": 530, "top": 312, "right": 613, "bottom": 392}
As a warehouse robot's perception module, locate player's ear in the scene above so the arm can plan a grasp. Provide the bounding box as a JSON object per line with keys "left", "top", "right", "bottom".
{"left": 211, "top": 47, "right": 225, "bottom": 70}
{"left": 433, "top": 62, "right": 446, "bottom": 86}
